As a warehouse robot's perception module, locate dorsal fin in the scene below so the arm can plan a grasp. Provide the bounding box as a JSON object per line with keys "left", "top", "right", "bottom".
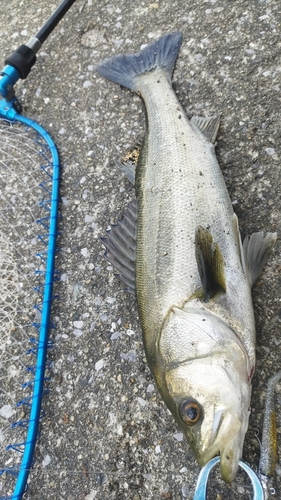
{"left": 195, "top": 226, "right": 226, "bottom": 302}
{"left": 100, "top": 200, "right": 137, "bottom": 294}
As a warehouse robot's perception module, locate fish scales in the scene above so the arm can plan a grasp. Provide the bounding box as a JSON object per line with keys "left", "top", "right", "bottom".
{"left": 134, "top": 70, "right": 253, "bottom": 361}
{"left": 96, "top": 32, "right": 277, "bottom": 483}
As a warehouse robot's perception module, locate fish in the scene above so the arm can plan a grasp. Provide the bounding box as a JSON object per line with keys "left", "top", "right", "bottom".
{"left": 95, "top": 32, "right": 277, "bottom": 483}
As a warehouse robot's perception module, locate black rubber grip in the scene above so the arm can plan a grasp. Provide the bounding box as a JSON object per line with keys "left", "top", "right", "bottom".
{"left": 5, "top": 45, "right": 36, "bottom": 79}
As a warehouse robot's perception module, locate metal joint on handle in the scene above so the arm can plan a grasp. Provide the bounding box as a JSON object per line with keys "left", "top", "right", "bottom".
{"left": 0, "top": 65, "right": 22, "bottom": 116}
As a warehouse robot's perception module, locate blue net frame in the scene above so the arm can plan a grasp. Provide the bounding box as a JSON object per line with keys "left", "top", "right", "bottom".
{"left": 0, "top": 65, "right": 60, "bottom": 499}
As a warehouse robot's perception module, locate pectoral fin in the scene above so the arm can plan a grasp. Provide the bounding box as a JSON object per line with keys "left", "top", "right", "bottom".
{"left": 242, "top": 231, "right": 277, "bottom": 287}
{"left": 100, "top": 199, "right": 137, "bottom": 294}
{"left": 195, "top": 227, "right": 226, "bottom": 302}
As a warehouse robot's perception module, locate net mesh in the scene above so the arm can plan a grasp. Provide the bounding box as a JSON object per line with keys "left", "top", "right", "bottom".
{"left": 0, "top": 119, "right": 54, "bottom": 497}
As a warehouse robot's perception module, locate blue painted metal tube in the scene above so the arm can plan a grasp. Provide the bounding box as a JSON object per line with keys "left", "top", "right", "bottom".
{"left": 0, "top": 65, "right": 20, "bottom": 95}
{"left": 193, "top": 456, "right": 264, "bottom": 500}
{"left": 0, "top": 65, "right": 22, "bottom": 120}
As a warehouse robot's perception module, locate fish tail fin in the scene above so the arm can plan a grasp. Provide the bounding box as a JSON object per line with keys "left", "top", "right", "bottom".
{"left": 95, "top": 32, "right": 183, "bottom": 91}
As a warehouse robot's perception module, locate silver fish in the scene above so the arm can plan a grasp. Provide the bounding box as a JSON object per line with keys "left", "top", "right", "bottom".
{"left": 96, "top": 32, "right": 277, "bottom": 483}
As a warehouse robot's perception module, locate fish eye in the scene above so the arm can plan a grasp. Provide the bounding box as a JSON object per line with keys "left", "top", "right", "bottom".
{"left": 179, "top": 400, "right": 202, "bottom": 426}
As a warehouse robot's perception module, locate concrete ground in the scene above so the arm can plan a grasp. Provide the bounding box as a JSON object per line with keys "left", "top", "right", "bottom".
{"left": 0, "top": 0, "right": 280, "bottom": 499}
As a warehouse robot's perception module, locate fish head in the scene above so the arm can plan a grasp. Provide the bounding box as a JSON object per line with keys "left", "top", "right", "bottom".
{"left": 158, "top": 306, "right": 252, "bottom": 483}
{"left": 167, "top": 360, "right": 251, "bottom": 483}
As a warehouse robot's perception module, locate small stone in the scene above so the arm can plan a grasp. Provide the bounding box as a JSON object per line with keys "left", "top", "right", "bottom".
{"left": 85, "top": 215, "right": 95, "bottom": 223}
{"left": 95, "top": 359, "right": 104, "bottom": 371}
{"left": 265, "top": 147, "right": 275, "bottom": 155}
{"left": 83, "top": 80, "right": 93, "bottom": 88}
{"left": 110, "top": 331, "right": 121, "bottom": 340}
{"left": 73, "top": 321, "right": 84, "bottom": 329}
{"left": 106, "top": 297, "right": 116, "bottom": 304}
{"left": 173, "top": 432, "right": 183, "bottom": 442}
{"left": 146, "top": 384, "right": 154, "bottom": 393}
{"left": 143, "top": 473, "right": 152, "bottom": 480}
{"left": 42, "top": 454, "right": 51, "bottom": 468}
{"left": 85, "top": 491, "right": 97, "bottom": 500}
{"left": 0, "top": 404, "right": 14, "bottom": 419}
{"left": 182, "top": 485, "right": 189, "bottom": 498}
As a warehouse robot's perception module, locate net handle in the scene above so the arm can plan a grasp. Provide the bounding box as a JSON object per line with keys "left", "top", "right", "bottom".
{"left": 35, "top": 0, "right": 78, "bottom": 44}
{"left": 3, "top": 0, "right": 78, "bottom": 81}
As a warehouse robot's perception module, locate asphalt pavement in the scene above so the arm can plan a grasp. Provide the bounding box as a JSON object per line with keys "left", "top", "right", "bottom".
{"left": 0, "top": 1, "right": 280, "bottom": 499}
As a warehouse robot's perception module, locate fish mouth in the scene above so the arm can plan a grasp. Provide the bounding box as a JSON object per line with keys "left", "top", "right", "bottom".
{"left": 219, "top": 443, "right": 241, "bottom": 483}
{"left": 197, "top": 444, "right": 240, "bottom": 483}
{"left": 196, "top": 410, "right": 242, "bottom": 483}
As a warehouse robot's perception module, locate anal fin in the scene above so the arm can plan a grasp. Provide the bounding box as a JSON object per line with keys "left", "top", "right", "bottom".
{"left": 242, "top": 231, "right": 277, "bottom": 287}
{"left": 195, "top": 226, "right": 226, "bottom": 302}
